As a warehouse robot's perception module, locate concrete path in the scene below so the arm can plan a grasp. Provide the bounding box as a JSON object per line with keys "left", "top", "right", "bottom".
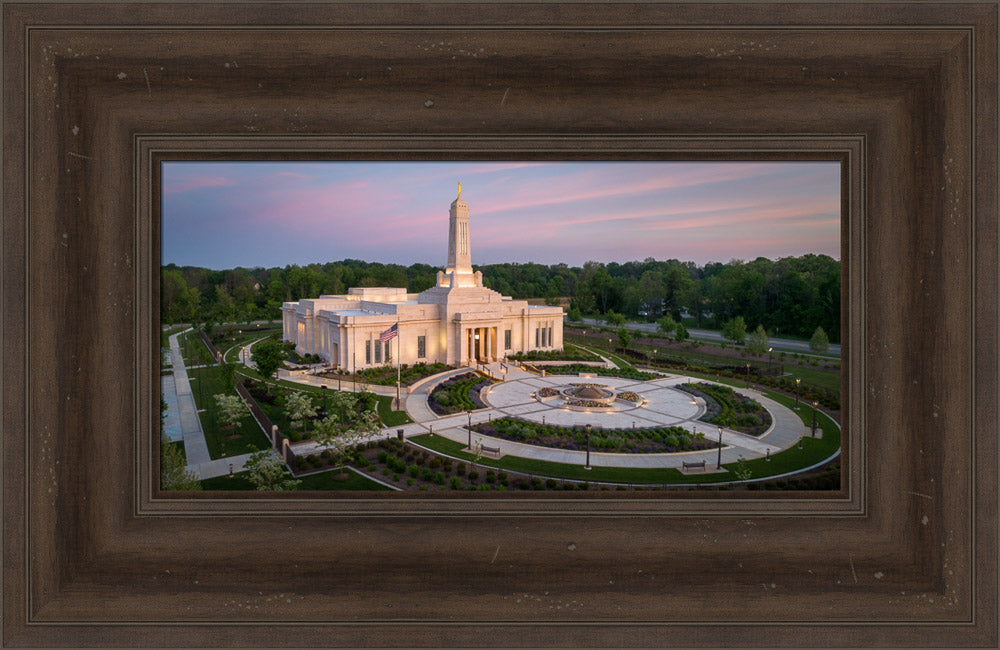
{"left": 160, "top": 372, "right": 184, "bottom": 443}
{"left": 404, "top": 366, "right": 486, "bottom": 423}
{"left": 164, "top": 329, "right": 259, "bottom": 480}
{"left": 167, "top": 329, "right": 213, "bottom": 476}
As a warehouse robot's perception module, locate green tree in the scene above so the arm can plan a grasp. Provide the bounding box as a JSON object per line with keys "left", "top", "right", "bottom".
{"left": 606, "top": 310, "right": 626, "bottom": 326}
{"left": 251, "top": 339, "right": 286, "bottom": 388}
{"left": 160, "top": 434, "right": 202, "bottom": 490}
{"left": 214, "top": 393, "right": 248, "bottom": 430}
{"left": 285, "top": 391, "right": 317, "bottom": 431}
{"left": 243, "top": 447, "right": 300, "bottom": 491}
{"left": 214, "top": 285, "right": 236, "bottom": 323}
{"left": 810, "top": 326, "right": 830, "bottom": 353}
{"left": 721, "top": 316, "right": 747, "bottom": 344}
{"left": 657, "top": 314, "right": 677, "bottom": 336}
{"left": 732, "top": 456, "right": 753, "bottom": 481}
{"left": 746, "top": 324, "right": 769, "bottom": 356}
{"left": 566, "top": 305, "right": 582, "bottom": 322}
{"left": 324, "top": 389, "right": 359, "bottom": 424}
{"left": 617, "top": 327, "right": 632, "bottom": 349}
{"left": 314, "top": 410, "right": 381, "bottom": 472}
{"left": 219, "top": 362, "right": 238, "bottom": 392}
{"left": 673, "top": 322, "right": 689, "bottom": 342}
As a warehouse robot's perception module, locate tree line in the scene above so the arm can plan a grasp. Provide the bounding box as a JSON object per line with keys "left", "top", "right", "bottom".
{"left": 162, "top": 253, "right": 840, "bottom": 343}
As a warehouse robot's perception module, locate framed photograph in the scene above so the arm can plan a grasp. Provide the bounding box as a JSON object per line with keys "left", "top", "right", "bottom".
{"left": 3, "top": 2, "right": 996, "bottom": 647}
{"left": 158, "top": 159, "right": 844, "bottom": 500}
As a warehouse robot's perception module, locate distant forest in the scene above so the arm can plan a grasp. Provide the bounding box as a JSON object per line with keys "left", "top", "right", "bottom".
{"left": 162, "top": 254, "right": 840, "bottom": 343}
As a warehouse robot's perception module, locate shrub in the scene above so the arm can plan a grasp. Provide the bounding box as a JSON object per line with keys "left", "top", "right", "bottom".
{"left": 429, "top": 457, "right": 442, "bottom": 469}
{"left": 408, "top": 464, "right": 419, "bottom": 478}
{"left": 545, "top": 478, "right": 557, "bottom": 489}
{"left": 456, "top": 463, "right": 466, "bottom": 476}
{"left": 468, "top": 470, "right": 479, "bottom": 482}
{"left": 450, "top": 476, "right": 462, "bottom": 490}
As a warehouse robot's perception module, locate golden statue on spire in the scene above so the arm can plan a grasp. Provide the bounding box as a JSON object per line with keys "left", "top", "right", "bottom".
{"left": 457, "top": 181, "right": 462, "bottom": 198}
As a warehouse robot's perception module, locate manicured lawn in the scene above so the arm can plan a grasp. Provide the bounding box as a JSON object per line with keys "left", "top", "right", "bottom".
{"left": 185, "top": 363, "right": 271, "bottom": 460}
{"left": 564, "top": 331, "right": 841, "bottom": 393}
{"left": 297, "top": 469, "right": 393, "bottom": 490}
{"left": 235, "top": 366, "right": 412, "bottom": 427}
{"left": 222, "top": 333, "right": 274, "bottom": 363}
{"left": 410, "top": 401, "right": 840, "bottom": 485}
{"left": 201, "top": 468, "right": 392, "bottom": 491}
{"left": 201, "top": 472, "right": 257, "bottom": 490}
{"left": 784, "top": 365, "right": 841, "bottom": 393}
{"left": 178, "top": 331, "right": 216, "bottom": 366}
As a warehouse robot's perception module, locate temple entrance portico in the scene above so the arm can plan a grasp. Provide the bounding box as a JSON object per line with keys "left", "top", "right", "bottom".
{"left": 464, "top": 324, "right": 499, "bottom": 364}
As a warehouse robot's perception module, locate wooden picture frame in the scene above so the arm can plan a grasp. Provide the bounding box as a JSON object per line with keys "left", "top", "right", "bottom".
{"left": 3, "top": 2, "right": 996, "bottom": 647}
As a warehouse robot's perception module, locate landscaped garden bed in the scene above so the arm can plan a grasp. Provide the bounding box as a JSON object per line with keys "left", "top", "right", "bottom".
{"left": 428, "top": 372, "right": 496, "bottom": 415}
{"left": 348, "top": 439, "right": 599, "bottom": 491}
{"left": 540, "top": 364, "right": 657, "bottom": 381}
{"left": 677, "top": 382, "right": 772, "bottom": 436}
{"left": 318, "top": 362, "right": 451, "bottom": 387}
{"left": 240, "top": 377, "right": 380, "bottom": 443}
{"left": 508, "top": 347, "right": 600, "bottom": 362}
{"left": 470, "top": 416, "right": 716, "bottom": 454}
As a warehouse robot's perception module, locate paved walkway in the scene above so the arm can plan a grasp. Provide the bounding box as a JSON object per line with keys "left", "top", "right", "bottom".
{"left": 161, "top": 329, "right": 260, "bottom": 480}
{"left": 167, "top": 329, "right": 213, "bottom": 474}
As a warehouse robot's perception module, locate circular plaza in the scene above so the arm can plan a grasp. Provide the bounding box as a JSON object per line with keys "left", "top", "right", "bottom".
{"left": 406, "top": 367, "right": 810, "bottom": 470}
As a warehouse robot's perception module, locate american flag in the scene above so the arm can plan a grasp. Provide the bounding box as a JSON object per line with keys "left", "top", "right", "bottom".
{"left": 379, "top": 323, "right": 398, "bottom": 343}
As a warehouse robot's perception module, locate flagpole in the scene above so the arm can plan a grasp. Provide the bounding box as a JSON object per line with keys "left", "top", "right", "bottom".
{"left": 395, "top": 320, "right": 401, "bottom": 410}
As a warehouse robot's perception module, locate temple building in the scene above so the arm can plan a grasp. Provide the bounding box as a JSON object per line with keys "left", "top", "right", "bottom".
{"left": 281, "top": 184, "right": 564, "bottom": 370}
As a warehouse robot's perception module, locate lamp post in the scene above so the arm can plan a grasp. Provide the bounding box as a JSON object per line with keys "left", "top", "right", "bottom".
{"left": 745, "top": 362, "right": 751, "bottom": 387}
{"left": 716, "top": 425, "right": 723, "bottom": 469}
{"left": 467, "top": 410, "right": 473, "bottom": 450}
{"left": 794, "top": 378, "right": 801, "bottom": 410}
{"left": 585, "top": 424, "right": 592, "bottom": 470}
{"left": 811, "top": 401, "right": 819, "bottom": 437}
{"left": 767, "top": 346, "right": 773, "bottom": 375}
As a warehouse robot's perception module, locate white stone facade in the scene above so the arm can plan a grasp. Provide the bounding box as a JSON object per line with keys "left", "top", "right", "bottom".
{"left": 281, "top": 186, "right": 564, "bottom": 370}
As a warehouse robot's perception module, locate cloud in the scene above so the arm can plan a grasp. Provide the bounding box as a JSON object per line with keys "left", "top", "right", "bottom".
{"left": 162, "top": 176, "right": 234, "bottom": 194}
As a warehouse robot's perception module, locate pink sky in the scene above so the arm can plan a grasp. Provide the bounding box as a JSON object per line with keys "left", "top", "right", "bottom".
{"left": 163, "top": 161, "right": 840, "bottom": 269}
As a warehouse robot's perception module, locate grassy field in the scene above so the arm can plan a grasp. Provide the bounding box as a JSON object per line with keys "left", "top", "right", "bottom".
{"left": 564, "top": 331, "right": 841, "bottom": 396}
{"left": 187, "top": 363, "right": 272, "bottom": 459}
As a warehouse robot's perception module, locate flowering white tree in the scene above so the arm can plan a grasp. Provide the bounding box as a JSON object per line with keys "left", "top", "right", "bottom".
{"left": 243, "top": 447, "right": 300, "bottom": 491}
{"left": 214, "top": 393, "right": 248, "bottom": 430}
{"left": 285, "top": 391, "right": 317, "bottom": 431}
{"left": 314, "top": 409, "right": 381, "bottom": 477}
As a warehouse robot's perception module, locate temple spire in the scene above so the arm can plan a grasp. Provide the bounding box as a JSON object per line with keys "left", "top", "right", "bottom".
{"left": 441, "top": 184, "right": 478, "bottom": 287}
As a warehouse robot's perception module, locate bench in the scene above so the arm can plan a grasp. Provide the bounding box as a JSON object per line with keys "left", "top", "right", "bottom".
{"left": 481, "top": 445, "right": 502, "bottom": 456}
{"left": 682, "top": 460, "right": 707, "bottom": 470}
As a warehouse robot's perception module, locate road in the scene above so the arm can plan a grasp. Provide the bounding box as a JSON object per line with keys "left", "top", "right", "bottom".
{"left": 574, "top": 317, "right": 841, "bottom": 356}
